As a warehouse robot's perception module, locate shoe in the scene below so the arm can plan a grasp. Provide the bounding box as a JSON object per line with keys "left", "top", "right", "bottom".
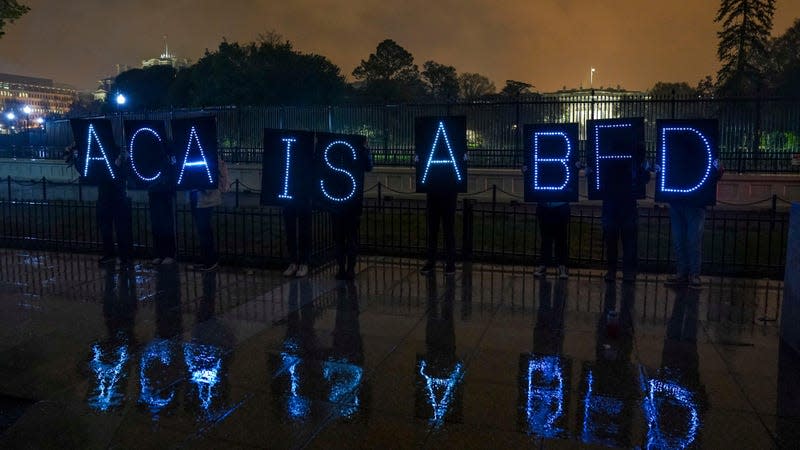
{"left": 161, "top": 257, "right": 176, "bottom": 265}
{"left": 295, "top": 264, "right": 309, "bottom": 278}
{"left": 444, "top": 263, "right": 456, "bottom": 276}
{"left": 151, "top": 257, "right": 163, "bottom": 265}
{"left": 604, "top": 270, "right": 616, "bottom": 282}
{"left": 283, "top": 263, "right": 298, "bottom": 277}
{"left": 557, "top": 265, "right": 568, "bottom": 279}
{"left": 622, "top": 271, "right": 637, "bottom": 283}
{"left": 664, "top": 274, "right": 688, "bottom": 286}
{"left": 688, "top": 275, "right": 703, "bottom": 289}
{"left": 420, "top": 261, "right": 435, "bottom": 275}
{"left": 533, "top": 265, "right": 547, "bottom": 278}
{"left": 98, "top": 255, "right": 116, "bottom": 266}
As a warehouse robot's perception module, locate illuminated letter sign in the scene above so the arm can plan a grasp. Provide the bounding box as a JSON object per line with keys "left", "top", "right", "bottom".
{"left": 655, "top": 119, "right": 719, "bottom": 206}
{"left": 70, "top": 119, "right": 119, "bottom": 185}
{"left": 518, "top": 354, "right": 570, "bottom": 438}
{"left": 524, "top": 124, "right": 579, "bottom": 202}
{"left": 587, "top": 118, "right": 646, "bottom": 200}
{"left": 415, "top": 116, "right": 468, "bottom": 193}
{"left": 261, "top": 129, "right": 315, "bottom": 206}
{"left": 315, "top": 132, "right": 367, "bottom": 209}
{"left": 171, "top": 117, "right": 218, "bottom": 190}
{"left": 125, "top": 120, "right": 171, "bottom": 189}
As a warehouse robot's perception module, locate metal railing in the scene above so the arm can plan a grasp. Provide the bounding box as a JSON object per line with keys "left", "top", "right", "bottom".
{"left": 0, "top": 176, "right": 790, "bottom": 278}
{"left": 2, "top": 96, "right": 799, "bottom": 172}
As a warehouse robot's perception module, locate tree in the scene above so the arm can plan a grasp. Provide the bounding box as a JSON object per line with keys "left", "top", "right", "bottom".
{"left": 0, "top": 0, "right": 28, "bottom": 38}
{"left": 352, "top": 39, "right": 423, "bottom": 103}
{"left": 715, "top": 0, "right": 776, "bottom": 96}
{"left": 767, "top": 18, "right": 800, "bottom": 97}
{"left": 458, "top": 73, "right": 496, "bottom": 101}
{"left": 696, "top": 76, "right": 716, "bottom": 97}
{"left": 648, "top": 82, "right": 697, "bottom": 98}
{"left": 421, "top": 61, "right": 458, "bottom": 102}
{"left": 500, "top": 80, "right": 534, "bottom": 98}
{"left": 110, "top": 65, "right": 177, "bottom": 111}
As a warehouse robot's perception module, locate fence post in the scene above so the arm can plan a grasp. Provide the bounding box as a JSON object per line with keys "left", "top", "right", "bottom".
{"left": 234, "top": 179, "right": 240, "bottom": 208}
{"left": 671, "top": 89, "right": 676, "bottom": 119}
{"left": 41, "top": 176, "right": 47, "bottom": 201}
{"left": 377, "top": 182, "right": 382, "bottom": 209}
{"left": 771, "top": 193, "right": 777, "bottom": 231}
{"left": 462, "top": 198, "right": 474, "bottom": 261}
{"left": 492, "top": 184, "right": 497, "bottom": 211}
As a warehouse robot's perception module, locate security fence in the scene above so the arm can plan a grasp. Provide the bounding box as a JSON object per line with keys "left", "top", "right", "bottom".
{"left": 1, "top": 95, "right": 799, "bottom": 172}
{"left": 0, "top": 181, "right": 789, "bottom": 278}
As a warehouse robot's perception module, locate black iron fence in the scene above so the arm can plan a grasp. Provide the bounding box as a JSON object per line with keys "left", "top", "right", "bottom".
{"left": 2, "top": 96, "right": 800, "bottom": 172}
{"left": 0, "top": 181, "right": 790, "bottom": 278}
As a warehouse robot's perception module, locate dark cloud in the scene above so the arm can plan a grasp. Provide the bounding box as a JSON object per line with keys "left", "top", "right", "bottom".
{"left": 1, "top": 0, "right": 798, "bottom": 92}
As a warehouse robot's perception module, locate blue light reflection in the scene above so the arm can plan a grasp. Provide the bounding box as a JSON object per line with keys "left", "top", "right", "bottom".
{"left": 88, "top": 344, "right": 129, "bottom": 411}
{"left": 418, "top": 360, "right": 464, "bottom": 428}
{"left": 524, "top": 355, "right": 565, "bottom": 438}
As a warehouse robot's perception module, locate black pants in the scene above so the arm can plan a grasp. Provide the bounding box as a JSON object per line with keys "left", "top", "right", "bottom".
{"left": 426, "top": 192, "right": 457, "bottom": 265}
{"left": 602, "top": 199, "right": 638, "bottom": 273}
{"left": 537, "top": 204, "right": 570, "bottom": 266}
{"left": 333, "top": 213, "right": 360, "bottom": 270}
{"left": 284, "top": 205, "right": 312, "bottom": 264}
{"left": 191, "top": 203, "right": 217, "bottom": 265}
{"left": 97, "top": 183, "right": 133, "bottom": 260}
{"left": 148, "top": 191, "right": 176, "bottom": 259}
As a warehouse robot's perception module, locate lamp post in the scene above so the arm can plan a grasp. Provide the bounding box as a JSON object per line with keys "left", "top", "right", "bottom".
{"left": 22, "top": 105, "right": 32, "bottom": 131}
{"left": 590, "top": 67, "right": 596, "bottom": 88}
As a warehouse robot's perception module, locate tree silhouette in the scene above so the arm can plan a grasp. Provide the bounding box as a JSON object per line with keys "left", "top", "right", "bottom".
{"left": 767, "top": 18, "right": 800, "bottom": 97}
{"left": 715, "top": 0, "right": 775, "bottom": 96}
{"left": 0, "top": 0, "right": 28, "bottom": 38}
{"left": 352, "top": 39, "right": 423, "bottom": 103}
{"left": 457, "top": 73, "right": 496, "bottom": 101}
{"left": 421, "top": 61, "right": 458, "bottom": 103}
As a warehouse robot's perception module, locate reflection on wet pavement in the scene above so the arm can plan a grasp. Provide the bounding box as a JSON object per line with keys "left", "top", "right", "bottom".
{"left": 0, "top": 249, "right": 795, "bottom": 448}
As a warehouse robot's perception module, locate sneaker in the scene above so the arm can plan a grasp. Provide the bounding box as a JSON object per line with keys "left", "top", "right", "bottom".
{"left": 688, "top": 275, "right": 703, "bottom": 289}
{"left": 283, "top": 263, "right": 298, "bottom": 277}
{"left": 151, "top": 257, "right": 164, "bottom": 266}
{"left": 98, "top": 255, "right": 116, "bottom": 266}
{"left": 664, "top": 274, "right": 688, "bottom": 286}
{"left": 557, "top": 265, "right": 568, "bottom": 279}
{"left": 444, "top": 263, "right": 456, "bottom": 276}
{"left": 420, "top": 261, "right": 435, "bottom": 276}
{"left": 295, "top": 264, "right": 309, "bottom": 278}
{"left": 622, "top": 271, "right": 637, "bottom": 283}
{"left": 533, "top": 265, "right": 547, "bottom": 278}
{"left": 604, "top": 270, "right": 616, "bottom": 282}
{"left": 161, "top": 257, "right": 176, "bottom": 265}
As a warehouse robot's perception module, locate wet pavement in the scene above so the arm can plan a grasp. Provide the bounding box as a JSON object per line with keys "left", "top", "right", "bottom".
{"left": 0, "top": 248, "right": 797, "bottom": 449}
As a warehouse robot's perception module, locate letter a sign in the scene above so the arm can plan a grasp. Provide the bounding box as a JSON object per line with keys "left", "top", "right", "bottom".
{"left": 415, "top": 116, "right": 468, "bottom": 193}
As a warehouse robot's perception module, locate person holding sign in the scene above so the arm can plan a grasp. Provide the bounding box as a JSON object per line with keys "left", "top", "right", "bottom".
{"left": 656, "top": 120, "right": 723, "bottom": 288}
{"left": 188, "top": 155, "right": 228, "bottom": 272}
{"left": 533, "top": 202, "right": 571, "bottom": 279}
{"left": 415, "top": 117, "right": 468, "bottom": 276}
{"left": 331, "top": 142, "right": 373, "bottom": 280}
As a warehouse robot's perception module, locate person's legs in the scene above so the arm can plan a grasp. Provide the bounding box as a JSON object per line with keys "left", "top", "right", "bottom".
{"left": 442, "top": 194, "right": 457, "bottom": 269}
{"left": 553, "top": 205, "right": 570, "bottom": 267}
{"left": 150, "top": 192, "right": 176, "bottom": 259}
{"left": 115, "top": 196, "right": 134, "bottom": 263}
{"left": 602, "top": 201, "right": 619, "bottom": 279}
{"left": 670, "top": 205, "right": 689, "bottom": 278}
{"left": 539, "top": 214, "right": 555, "bottom": 267}
{"left": 345, "top": 215, "right": 360, "bottom": 278}
{"left": 685, "top": 207, "right": 707, "bottom": 277}
{"left": 297, "top": 206, "right": 312, "bottom": 265}
{"left": 193, "top": 205, "right": 216, "bottom": 266}
{"left": 333, "top": 213, "right": 347, "bottom": 277}
{"left": 283, "top": 207, "right": 299, "bottom": 263}
{"left": 97, "top": 186, "right": 116, "bottom": 260}
{"left": 425, "top": 198, "right": 441, "bottom": 266}
{"left": 621, "top": 202, "right": 638, "bottom": 279}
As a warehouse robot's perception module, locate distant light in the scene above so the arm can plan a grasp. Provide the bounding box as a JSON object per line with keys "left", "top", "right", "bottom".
{"left": 35, "top": 117, "right": 44, "bottom": 124}
{"left": 116, "top": 93, "right": 126, "bottom": 105}
{"left": 5, "top": 112, "right": 15, "bottom": 120}
{"left": 22, "top": 105, "right": 32, "bottom": 115}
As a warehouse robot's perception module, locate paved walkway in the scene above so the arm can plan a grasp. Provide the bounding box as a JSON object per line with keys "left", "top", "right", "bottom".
{"left": 0, "top": 249, "right": 796, "bottom": 449}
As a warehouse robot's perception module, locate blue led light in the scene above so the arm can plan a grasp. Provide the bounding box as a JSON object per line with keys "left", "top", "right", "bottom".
{"left": 643, "top": 378, "right": 700, "bottom": 449}
{"left": 129, "top": 127, "right": 163, "bottom": 182}
{"left": 88, "top": 344, "right": 129, "bottom": 411}
{"left": 139, "top": 339, "right": 175, "bottom": 414}
{"left": 184, "top": 342, "right": 222, "bottom": 413}
{"left": 524, "top": 355, "right": 565, "bottom": 438}
{"left": 83, "top": 124, "right": 116, "bottom": 180}
{"left": 533, "top": 131, "right": 572, "bottom": 191}
{"left": 594, "top": 123, "right": 633, "bottom": 191}
{"left": 419, "top": 360, "right": 464, "bottom": 428}
{"left": 319, "top": 140, "right": 358, "bottom": 203}
{"left": 278, "top": 137, "right": 297, "bottom": 200}
{"left": 581, "top": 370, "right": 625, "bottom": 446}
{"left": 177, "top": 126, "right": 214, "bottom": 186}
{"left": 324, "top": 359, "right": 363, "bottom": 418}
{"left": 660, "top": 127, "right": 713, "bottom": 194}
{"left": 280, "top": 352, "right": 310, "bottom": 421}
{"left": 420, "top": 121, "right": 463, "bottom": 185}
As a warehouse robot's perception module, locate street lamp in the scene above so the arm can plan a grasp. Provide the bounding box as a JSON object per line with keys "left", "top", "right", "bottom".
{"left": 590, "top": 67, "right": 596, "bottom": 88}
{"left": 5, "top": 112, "right": 15, "bottom": 121}
{"left": 116, "top": 93, "right": 127, "bottom": 106}
{"left": 22, "top": 105, "right": 32, "bottom": 115}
